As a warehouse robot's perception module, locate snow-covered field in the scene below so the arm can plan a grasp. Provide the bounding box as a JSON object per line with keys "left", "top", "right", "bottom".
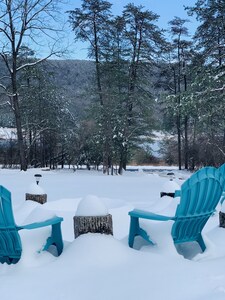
{"left": 1, "top": 166, "right": 225, "bottom": 300}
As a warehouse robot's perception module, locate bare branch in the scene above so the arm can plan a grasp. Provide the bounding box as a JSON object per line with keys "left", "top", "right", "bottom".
{"left": 0, "top": 26, "right": 13, "bottom": 42}
{"left": 0, "top": 83, "right": 7, "bottom": 90}
{"left": 207, "top": 140, "right": 225, "bottom": 157}
{"left": 16, "top": 52, "right": 55, "bottom": 71}
{"left": 0, "top": 52, "right": 12, "bottom": 74}
{"left": 26, "top": 0, "right": 55, "bottom": 28}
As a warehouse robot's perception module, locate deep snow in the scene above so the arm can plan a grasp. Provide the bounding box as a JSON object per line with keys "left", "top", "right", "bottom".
{"left": 0, "top": 167, "right": 225, "bottom": 300}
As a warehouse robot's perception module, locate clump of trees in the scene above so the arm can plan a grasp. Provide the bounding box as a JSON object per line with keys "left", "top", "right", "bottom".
{"left": 0, "top": 0, "right": 65, "bottom": 170}
{"left": 68, "top": 1, "right": 164, "bottom": 174}
{"left": 159, "top": 0, "right": 225, "bottom": 169}
{"left": 0, "top": 0, "right": 225, "bottom": 172}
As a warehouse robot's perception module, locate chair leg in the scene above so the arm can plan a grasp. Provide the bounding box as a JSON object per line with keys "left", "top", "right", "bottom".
{"left": 128, "top": 216, "right": 140, "bottom": 248}
{"left": 52, "top": 222, "right": 63, "bottom": 255}
{"left": 139, "top": 227, "right": 155, "bottom": 245}
{"left": 128, "top": 216, "right": 155, "bottom": 248}
{"left": 197, "top": 234, "right": 206, "bottom": 252}
{"left": 44, "top": 222, "right": 63, "bottom": 256}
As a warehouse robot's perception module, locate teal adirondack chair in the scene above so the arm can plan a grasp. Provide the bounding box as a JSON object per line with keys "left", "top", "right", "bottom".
{"left": 128, "top": 167, "right": 224, "bottom": 253}
{"left": 218, "top": 163, "right": 225, "bottom": 204}
{"left": 0, "top": 185, "right": 64, "bottom": 264}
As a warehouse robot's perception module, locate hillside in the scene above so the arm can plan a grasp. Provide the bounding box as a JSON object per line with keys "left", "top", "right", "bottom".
{"left": 43, "top": 59, "right": 96, "bottom": 118}
{"left": 0, "top": 59, "right": 96, "bottom": 122}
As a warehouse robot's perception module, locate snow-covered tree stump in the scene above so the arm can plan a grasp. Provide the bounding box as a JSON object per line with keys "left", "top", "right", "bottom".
{"left": 219, "top": 211, "right": 225, "bottom": 228}
{"left": 25, "top": 193, "right": 47, "bottom": 204}
{"left": 74, "top": 214, "right": 113, "bottom": 238}
{"left": 26, "top": 183, "right": 47, "bottom": 204}
{"left": 74, "top": 195, "right": 113, "bottom": 238}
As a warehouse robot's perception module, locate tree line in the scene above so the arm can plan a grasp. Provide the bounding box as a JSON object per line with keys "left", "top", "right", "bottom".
{"left": 0, "top": 0, "right": 224, "bottom": 172}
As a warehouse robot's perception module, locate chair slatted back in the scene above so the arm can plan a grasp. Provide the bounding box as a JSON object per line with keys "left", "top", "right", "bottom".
{"left": 218, "top": 163, "right": 225, "bottom": 177}
{"left": 0, "top": 186, "right": 16, "bottom": 228}
{"left": 218, "top": 163, "right": 225, "bottom": 192}
{"left": 0, "top": 186, "right": 22, "bottom": 262}
{"left": 172, "top": 167, "right": 223, "bottom": 244}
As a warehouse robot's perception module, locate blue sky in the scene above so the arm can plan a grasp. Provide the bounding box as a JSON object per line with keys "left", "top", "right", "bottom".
{"left": 61, "top": 0, "right": 197, "bottom": 59}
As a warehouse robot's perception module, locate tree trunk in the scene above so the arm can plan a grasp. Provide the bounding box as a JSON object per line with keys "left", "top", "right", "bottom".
{"left": 103, "top": 133, "right": 110, "bottom": 175}
{"left": 191, "top": 119, "right": 197, "bottom": 171}
{"left": 12, "top": 94, "right": 27, "bottom": 171}
{"left": 184, "top": 115, "right": 188, "bottom": 169}
{"left": 177, "top": 114, "right": 182, "bottom": 170}
{"left": 118, "top": 144, "right": 128, "bottom": 175}
{"left": 183, "top": 62, "right": 188, "bottom": 170}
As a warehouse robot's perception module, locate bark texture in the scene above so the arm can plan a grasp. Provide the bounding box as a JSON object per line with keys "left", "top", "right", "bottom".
{"left": 219, "top": 211, "right": 225, "bottom": 228}
{"left": 74, "top": 214, "right": 113, "bottom": 238}
{"left": 25, "top": 193, "right": 47, "bottom": 204}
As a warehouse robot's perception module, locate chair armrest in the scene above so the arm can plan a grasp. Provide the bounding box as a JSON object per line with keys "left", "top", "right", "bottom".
{"left": 220, "top": 191, "right": 225, "bottom": 204}
{"left": 129, "top": 209, "right": 175, "bottom": 221}
{"left": 17, "top": 216, "right": 63, "bottom": 230}
{"left": 174, "top": 190, "right": 181, "bottom": 198}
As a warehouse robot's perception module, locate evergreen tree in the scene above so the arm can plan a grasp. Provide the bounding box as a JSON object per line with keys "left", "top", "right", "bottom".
{"left": 186, "top": 0, "right": 225, "bottom": 66}
{"left": 160, "top": 17, "right": 193, "bottom": 169}
{"left": 20, "top": 62, "right": 76, "bottom": 168}
{"left": 69, "top": 0, "right": 114, "bottom": 174}
{"left": 185, "top": 0, "right": 225, "bottom": 166}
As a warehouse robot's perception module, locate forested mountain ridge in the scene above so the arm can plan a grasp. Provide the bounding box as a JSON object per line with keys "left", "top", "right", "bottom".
{"left": 0, "top": 59, "right": 96, "bottom": 122}
{"left": 45, "top": 59, "right": 95, "bottom": 93}
{"left": 44, "top": 60, "right": 96, "bottom": 118}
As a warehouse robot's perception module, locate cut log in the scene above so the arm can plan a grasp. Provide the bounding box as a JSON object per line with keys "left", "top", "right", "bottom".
{"left": 74, "top": 214, "right": 113, "bottom": 238}
{"left": 219, "top": 211, "right": 225, "bottom": 228}
{"left": 25, "top": 193, "right": 47, "bottom": 204}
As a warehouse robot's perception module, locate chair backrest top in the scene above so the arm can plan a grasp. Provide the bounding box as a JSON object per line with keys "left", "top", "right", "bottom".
{"left": 175, "top": 167, "right": 223, "bottom": 218}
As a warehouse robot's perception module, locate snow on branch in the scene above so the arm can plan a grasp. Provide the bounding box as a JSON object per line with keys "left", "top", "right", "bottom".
{"left": 207, "top": 140, "right": 225, "bottom": 157}
{"left": 16, "top": 53, "right": 55, "bottom": 72}
{"left": 210, "top": 86, "right": 225, "bottom": 93}
{"left": 0, "top": 83, "right": 6, "bottom": 91}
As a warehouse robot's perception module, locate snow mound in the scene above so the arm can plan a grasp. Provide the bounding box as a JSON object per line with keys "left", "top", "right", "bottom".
{"left": 76, "top": 195, "right": 108, "bottom": 216}
{"left": 28, "top": 183, "right": 45, "bottom": 195}
{"left": 161, "top": 180, "right": 180, "bottom": 193}
{"left": 14, "top": 200, "right": 41, "bottom": 224}
{"left": 21, "top": 206, "right": 56, "bottom": 224}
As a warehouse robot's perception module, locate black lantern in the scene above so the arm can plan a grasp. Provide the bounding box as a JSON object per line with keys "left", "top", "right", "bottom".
{"left": 34, "top": 174, "right": 42, "bottom": 185}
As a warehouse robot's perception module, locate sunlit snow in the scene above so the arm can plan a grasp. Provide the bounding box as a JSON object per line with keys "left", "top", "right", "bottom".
{"left": 0, "top": 166, "right": 224, "bottom": 300}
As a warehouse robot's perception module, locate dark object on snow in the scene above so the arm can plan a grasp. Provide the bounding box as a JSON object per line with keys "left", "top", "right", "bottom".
{"left": 74, "top": 214, "right": 113, "bottom": 238}
{"left": 219, "top": 211, "right": 225, "bottom": 228}
{"left": 167, "top": 172, "right": 175, "bottom": 176}
{"left": 160, "top": 192, "right": 175, "bottom": 198}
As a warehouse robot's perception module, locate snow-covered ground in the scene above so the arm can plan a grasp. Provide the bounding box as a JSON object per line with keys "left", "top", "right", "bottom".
{"left": 0, "top": 127, "right": 17, "bottom": 140}
{"left": 1, "top": 166, "right": 225, "bottom": 300}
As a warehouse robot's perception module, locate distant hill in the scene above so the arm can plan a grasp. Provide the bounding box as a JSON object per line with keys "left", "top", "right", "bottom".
{"left": 0, "top": 59, "right": 96, "bottom": 122}
{"left": 44, "top": 59, "right": 96, "bottom": 118}
{"left": 0, "top": 58, "right": 163, "bottom": 124}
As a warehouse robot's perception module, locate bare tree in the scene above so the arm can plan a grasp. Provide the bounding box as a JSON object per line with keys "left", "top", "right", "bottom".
{"left": 0, "top": 0, "right": 65, "bottom": 170}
